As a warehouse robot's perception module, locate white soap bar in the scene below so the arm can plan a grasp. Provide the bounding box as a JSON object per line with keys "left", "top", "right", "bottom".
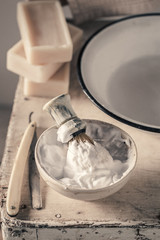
{"left": 7, "top": 41, "right": 61, "bottom": 83}
{"left": 68, "top": 23, "right": 83, "bottom": 53}
{"left": 17, "top": 1, "right": 73, "bottom": 64}
{"left": 7, "top": 24, "right": 83, "bottom": 83}
{"left": 23, "top": 63, "right": 70, "bottom": 97}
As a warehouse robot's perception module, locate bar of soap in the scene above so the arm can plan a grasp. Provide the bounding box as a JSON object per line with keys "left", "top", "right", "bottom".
{"left": 17, "top": 1, "right": 73, "bottom": 64}
{"left": 7, "top": 41, "right": 62, "bottom": 83}
{"left": 7, "top": 24, "right": 83, "bottom": 82}
{"left": 68, "top": 23, "right": 83, "bottom": 53}
{"left": 23, "top": 63, "right": 70, "bottom": 97}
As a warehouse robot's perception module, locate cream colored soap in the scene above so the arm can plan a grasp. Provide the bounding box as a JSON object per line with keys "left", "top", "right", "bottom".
{"left": 17, "top": 1, "right": 73, "bottom": 64}
{"left": 7, "top": 24, "right": 83, "bottom": 83}
{"left": 68, "top": 23, "right": 83, "bottom": 53}
{"left": 7, "top": 41, "right": 62, "bottom": 83}
{"left": 23, "top": 63, "right": 70, "bottom": 97}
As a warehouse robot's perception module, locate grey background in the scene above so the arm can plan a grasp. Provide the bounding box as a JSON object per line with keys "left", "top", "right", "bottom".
{"left": 0, "top": 0, "right": 20, "bottom": 106}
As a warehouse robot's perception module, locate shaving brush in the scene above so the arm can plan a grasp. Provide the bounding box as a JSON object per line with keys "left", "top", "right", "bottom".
{"left": 43, "top": 94, "right": 94, "bottom": 145}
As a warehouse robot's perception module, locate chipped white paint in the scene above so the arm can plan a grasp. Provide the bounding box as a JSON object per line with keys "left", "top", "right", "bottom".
{"left": 1, "top": 20, "right": 160, "bottom": 239}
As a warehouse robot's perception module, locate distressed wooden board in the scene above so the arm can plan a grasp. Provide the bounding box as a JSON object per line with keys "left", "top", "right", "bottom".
{"left": 2, "top": 223, "right": 160, "bottom": 240}
{"left": 1, "top": 20, "right": 160, "bottom": 239}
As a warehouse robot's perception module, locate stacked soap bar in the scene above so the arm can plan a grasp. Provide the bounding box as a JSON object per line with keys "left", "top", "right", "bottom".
{"left": 7, "top": 1, "right": 83, "bottom": 97}
{"left": 17, "top": 0, "right": 73, "bottom": 64}
{"left": 7, "top": 24, "right": 83, "bottom": 83}
{"left": 23, "top": 63, "right": 70, "bottom": 97}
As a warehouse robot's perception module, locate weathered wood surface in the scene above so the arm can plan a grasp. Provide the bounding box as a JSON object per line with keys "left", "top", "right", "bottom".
{"left": 1, "top": 20, "right": 160, "bottom": 239}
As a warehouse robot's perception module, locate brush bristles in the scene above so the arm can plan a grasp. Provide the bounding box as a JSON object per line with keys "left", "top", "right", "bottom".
{"left": 70, "top": 132, "right": 94, "bottom": 145}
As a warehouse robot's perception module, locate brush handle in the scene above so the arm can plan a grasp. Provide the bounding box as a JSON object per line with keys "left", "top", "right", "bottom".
{"left": 43, "top": 94, "right": 76, "bottom": 126}
{"left": 43, "top": 94, "right": 86, "bottom": 143}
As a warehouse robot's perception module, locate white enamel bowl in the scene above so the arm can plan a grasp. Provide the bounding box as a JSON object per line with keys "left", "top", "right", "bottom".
{"left": 35, "top": 120, "right": 137, "bottom": 201}
{"left": 78, "top": 14, "right": 160, "bottom": 133}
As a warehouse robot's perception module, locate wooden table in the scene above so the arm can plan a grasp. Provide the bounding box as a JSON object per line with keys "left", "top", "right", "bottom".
{"left": 1, "top": 20, "right": 160, "bottom": 240}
